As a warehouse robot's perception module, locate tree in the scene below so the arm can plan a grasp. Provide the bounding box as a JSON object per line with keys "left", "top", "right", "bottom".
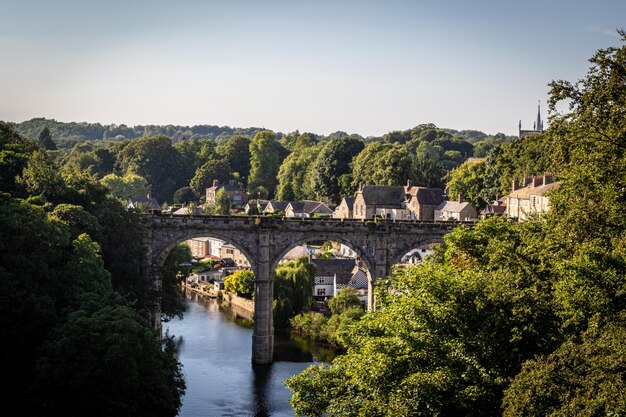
{"left": 189, "top": 158, "right": 231, "bottom": 197}
{"left": 446, "top": 160, "right": 488, "bottom": 209}
{"left": 224, "top": 270, "right": 255, "bottom": 299}
{"left": 115, "top": 136, "right": 185, "bottom": 202}
{"left": 29, "top": 302, "right": 185, "bottom": 417}
{"left": 276, "top": 144, "right": 321, "bottom": 201}
{"left": 160, "top": 244, "right": 191, "bottom": 321}
{"left": 172, "top": 186, "right": 196, "bottom": 205}
{"left": 100, "top": 172, "right": 151, "bottom": 201}
{"left": 351, "top": 142, "right": 412, "bottom": 188}
{"left": 248, "top": 130, "right": 284, "bottom": 197}
{"left": 311, "top": 136, "right": 364, "bottom": 203}
{"left": 273, "top": 257, "right": 316, "bottom": 327}
{"left": 327, "top": 287, "right": 361, "bottom": 315}
{"left": 38, "top": 126, "right": 57, "bottom": 150}
{"left": 214, "top": 188, "right": 231, "bottom": 215}
{"left": 17, "top": 149, "right": 66, "bottom": 199}
{"left": 217, "top": 136, "right": 251, "bottom": 186}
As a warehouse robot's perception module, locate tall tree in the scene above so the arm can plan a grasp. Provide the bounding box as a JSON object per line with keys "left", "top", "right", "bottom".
{"left": 217, "top": 136, "right": 251, "bottom": 186}
{"left": 38, "top": 126, "right": 57, "bottom": 150}
{"left": 189, "top": 159, "right": 231, "bottom": 197}
{"left": 311, "top": 136, "right": 364, "bottom": 203}
{"left": 248, "top": 131, "right": 284, "bottom": 197}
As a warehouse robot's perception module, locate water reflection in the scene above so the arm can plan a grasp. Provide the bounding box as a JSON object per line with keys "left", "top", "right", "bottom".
{"left": 164, "top": 294, "right": 334, "bottom": 417}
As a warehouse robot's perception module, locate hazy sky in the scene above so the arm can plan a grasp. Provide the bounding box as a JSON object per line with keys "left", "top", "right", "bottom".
{"left": 1, "top": 0, "right": 624, "bottom": 136}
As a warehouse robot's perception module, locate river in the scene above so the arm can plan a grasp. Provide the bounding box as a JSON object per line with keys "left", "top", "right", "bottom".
{"left": 163, "top": 293, "right": 335, "bottom": 417}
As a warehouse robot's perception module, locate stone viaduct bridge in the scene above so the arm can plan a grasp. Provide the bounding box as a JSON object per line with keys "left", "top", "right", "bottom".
{"left": 142, "top": 214, "right": 468, "bottom": 364}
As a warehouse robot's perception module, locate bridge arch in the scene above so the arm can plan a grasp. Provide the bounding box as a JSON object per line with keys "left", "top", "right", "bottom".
{"left": 390, "top": 236, "right": 445, "bottom": 266}
{"left": 270, "top": 233, "right": 375, "bottom": 275}
{"left": 153, "top": 230, "right": 256, "bottom": 268}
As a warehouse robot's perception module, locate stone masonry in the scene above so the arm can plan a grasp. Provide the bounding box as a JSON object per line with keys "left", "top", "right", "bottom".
{"left": 143, "top": 214, "right": 465, "bottom": 364}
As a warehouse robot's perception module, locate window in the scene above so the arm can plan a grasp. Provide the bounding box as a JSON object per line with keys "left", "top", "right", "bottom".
{"left": 317, "top": 288, "right": 326, "bottom": 296}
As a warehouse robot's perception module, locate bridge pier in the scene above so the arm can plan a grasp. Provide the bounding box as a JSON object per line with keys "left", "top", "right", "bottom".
{"left": 252, "top": 232, "right": 274, "bottom": 364}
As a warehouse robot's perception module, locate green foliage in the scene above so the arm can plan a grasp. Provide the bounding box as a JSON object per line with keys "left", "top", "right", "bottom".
{"left": 248, "top": 130, "right": 285, "bottom": 197}
{"left": 327, "top": 287, "right": 362, "bottom": 315}
{"left": 351, "top": 142, "right": 412, "bottom": 188}
{"left": 216, "top": 135, "right": 251, "bottom": 186}
{"left": 224, "top": 270, "right": 255, "bottom": 299}
{"left": 115, "top": 136, "right": 184, "bottom": 202}
{"left": 189, "top": 158, "right": 231, "bottom": 197}
{"left": 214, "top": 187, "right": 231, "bottom": 215}
{"left": 447, "top": 160, "right": 488, "bottom": 209}
{"left": 273, "top": 257, "right": 316, "bottom": 327}
{"left": 503, "top": 315, "right": 626, "bottom": 417}
{"left": 311, "top": 136, "right": 364, "bottom": 203}
{"left": 100, "top": 172, "right": 151, "bottom": 201}
{"left": 17, "top": 149, "right": 66, "bottom": 199}
{"left": 160, "top": 244, "right": 191, "bottom": 321}
{"left": 29, "top": 302, "right": 185, "bottom": 417}
{"left": 276, "top": 144, "right": 321, "bottom": 201}
{"left": 172, "top": 186, "right": 196, "bottom": 204}
{"left": 38, "top": 126, "right": 57, "bottom": 150}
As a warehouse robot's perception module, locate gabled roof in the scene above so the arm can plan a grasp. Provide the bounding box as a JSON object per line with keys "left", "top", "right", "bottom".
{"left": 406, "top": 187, "right": 444, "bottom": 206}
{"left": 507, "top": 181, "right": 560, "bottom": 199}
{"left": 339, "top": 197, "right": 355, "bottom": 210}
{"left": 128, "top": 197, "right": 160, "bottom": 210}
{"left": 436, "top": 201, "right": 474, "bottom": 213}
{"left": 172, "top": 205, "right": 202, "bottom": 215}
{"left": 208, "top": 183, "right": 245, "bottom": 193}
{"left": 312, "top": 259, "right": 357, "bottom": 283}
{"left": 264, "top": 201, "right": 291, "bottom": 213}
{"left": 287, "top": 200, "right": 333, "bottom": 215}
{"left": 358, "top": 185, "right": 405, "bottom": 207}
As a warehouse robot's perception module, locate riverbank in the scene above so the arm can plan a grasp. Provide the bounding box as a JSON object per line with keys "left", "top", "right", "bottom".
{"left": 183, "top": 282, "right": 255, "bottom": 321}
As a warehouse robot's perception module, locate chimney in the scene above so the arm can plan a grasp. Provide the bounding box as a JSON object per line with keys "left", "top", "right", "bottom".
{"left": 543, "top": 173, "right": 553, "bottom": 185}
{"left": 213, "top": 179, "right": 219, "bottom": 188}
{"left": 512, "top": 179, "right": 519, "bottom": 191}
{"left": 532, "top": 176, "right": 543, "bottom": 188}
{"left": 147, "top": 191, "right": 152, "bottom": 198}
{"left": 228, "top": 179, "right": 234, "bottom": 186}
{"left": 458, "top": 192, "right": 463, "bottom": 203}
{"left": 406, "top": 179, "right": 411, "bottom": 188}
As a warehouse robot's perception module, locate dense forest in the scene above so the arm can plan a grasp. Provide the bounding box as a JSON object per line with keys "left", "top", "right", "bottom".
{"left": 8, "top": 116, "right": 519, "bottom": 207}
{"left": 285, "top": 33, "right": 626, "bottom": 416}
{"left": 0, "top": 122, "right": 187, "bottom": 416}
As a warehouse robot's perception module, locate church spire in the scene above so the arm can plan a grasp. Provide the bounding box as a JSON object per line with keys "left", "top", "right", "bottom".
{"left": 536, "top": 100, "right": 543, "bottom": 132}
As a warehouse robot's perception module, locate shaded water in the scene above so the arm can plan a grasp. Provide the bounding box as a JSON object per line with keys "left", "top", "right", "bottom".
{"left": 164, "top": 293, "right": 334, "bottom": 417}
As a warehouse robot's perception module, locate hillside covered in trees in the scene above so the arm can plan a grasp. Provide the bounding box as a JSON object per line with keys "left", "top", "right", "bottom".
{"left": 285, "top": 32, "right": 626, "bottom": 416}
{"left": 6, "top": 116, "right": 516, "bottom": 206}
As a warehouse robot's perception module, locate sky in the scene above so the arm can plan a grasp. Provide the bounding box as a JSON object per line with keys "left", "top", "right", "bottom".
{"left": 0, "top": 0, "right": 624, "bottom": 137}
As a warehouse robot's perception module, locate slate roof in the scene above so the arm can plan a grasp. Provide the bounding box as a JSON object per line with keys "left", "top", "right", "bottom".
{"left": 128, "top": 197, "right": 160, "bottom": 210}
{"left": 312, "top": 258, "right": 357, "bottom": 284}
{"left": 264, "top": 201, "right": 291, "bottom": 213}
{"left": 341, "top": 197, "right": 355, "bottom": 210}
{"left": 406, "top": 187, "right": 444, "bottom": 206}
{"left": 287, "top": 200, "right": 333, "bottom": 215}
{"left": 359, "top": 185, "right": 405, "bottom": 208}
{"left": 436, "top": 201, "right": 473, "bottom": 213}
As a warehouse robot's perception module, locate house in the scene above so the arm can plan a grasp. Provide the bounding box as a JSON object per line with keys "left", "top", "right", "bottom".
{"left": 404, "top": 184, "right": 444, "bottom": 221}
{"left": 280, "top": 244, "right": 315, "bottom": 264}
{"left": 333, "top": 197, "right": 354, "bottom": 219}
{"left": 205, "top": 179, "right": 249, "bottom": 207}
{"left": 127, "top": 192, "right": 160, "bottom": 211}
{"left": 434, "top": 194, "right": 478, "bottom": 221}
{"left": 352, "top": 185, "right": 407, "bottom": 219}
{"left": 480, "top": 194, "right": 507, "bottom": 219}
{"left": 400, "top": 248, "right": 433, "bottom": 264}
{"left": 335, "top": 267, "right": 369, "bottom": 306}
{"left": 285, "top": 201, "right": 334, "bottom": 218}
{"left": 244, "top": 200, "right": 269, "bottom": 214}
{"left": 505, "top": 174, "right": 560, "bottom": 220}
{"left": 172, "top": 205, "right": 202, "bottom": 215}
{"left": 220, "top": 243, "right": 251, "bottom": 267}
{"left": 263, "top": 201, "right": 291, "bottom": 215}
{"left": 311, "top": 258, "right": 358, "bottom": 300}
{"left": 187, "top": 237, "right": 224, "bottom": 258}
